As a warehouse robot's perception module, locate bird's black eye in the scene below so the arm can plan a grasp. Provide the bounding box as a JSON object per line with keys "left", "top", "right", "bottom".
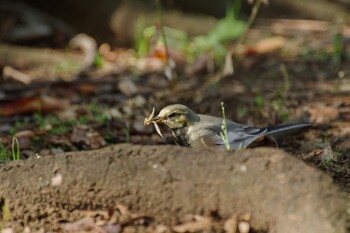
{"left": 168, "top": 112, "right": 178, "bottom": 118}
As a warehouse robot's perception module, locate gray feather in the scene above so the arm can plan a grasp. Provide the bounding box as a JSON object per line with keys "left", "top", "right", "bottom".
{"left": 188, "top": 115, "right": 310, "bottom": 149}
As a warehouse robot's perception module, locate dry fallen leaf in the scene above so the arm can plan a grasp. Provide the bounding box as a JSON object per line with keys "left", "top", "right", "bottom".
{"left": 137, "top": 57, "right": 165, "bottom": 73}
{"left": 224, "top": 214, "right": 238, "bottom": 233}
{"left": 244, "top": 36, "right": 286, "bottom": 55}
{"left": 99, "top": 43, "right": 118, "bottom": 62}
{"left": 185, "top": 54, "right": 215, "bottom": 76}
{"left": 48, "top": 135, "right": 74, "bottom": 150}
{"left": 0, "top": 96, "right": 69, "bottom": 116}
{"left": 147, "top": 224, "right": 170, "bottom": 233}
{"left": 101, "top": 224, "right": 121, "bottom": 233}
{"left": 13, "top": 130, "right": 36, "bottom": 150}
{"left": 305, "top": 138, "right": 337, "bottom": 162}
{"left": 299, "top": 104, "right": 339, "bottom": 124}
{"left": 270, "top": 19, "right": 329, "bottom": 34}
{"left": 1, "top": 228, "right": 14, "bottom": 233}
{"left": 238, "top": 213, "right": 251, "bottom": 222}
{"left": 69, "top": 33, "right": 97, "bottom": 72}
{"left": 60, "top": 216, "right": 96, "bottom": 232}
{"left": 3, "top": 66, "right": 33, "bottom": 84}
{"left": 172, "top": 215, "right": 212, "bottom": 233}
{"left": 70, "top": 126, "right": 106, "bottom": 149}
{"left": 116, "top": 204, "right": 131, "bottom": 217}
{"left": 118, "top": 78, "right": 138, "bottom": 97}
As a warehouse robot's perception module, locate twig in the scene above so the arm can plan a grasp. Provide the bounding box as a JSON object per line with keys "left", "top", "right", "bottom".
{"left": 156, "top": 0, "right": 176, "bottom": 81}
{"left": 223, "top": 0, "right": 264, "bottom": 76}
{"left": 3, "top": 66, "right": 32, "bottom": 84}
{"left": 230, "top": 0, "right": 264, "bottom": 62}
{"left": 195, "top": 0, "right": 264, "bottom": 102}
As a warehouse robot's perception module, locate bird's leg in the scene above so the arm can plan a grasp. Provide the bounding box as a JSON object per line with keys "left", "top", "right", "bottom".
{"left": 267, "top": 136, "right": 279, "bottom": 148}
{"left": 200, "top": 138, "right": 210, "bottom": 149}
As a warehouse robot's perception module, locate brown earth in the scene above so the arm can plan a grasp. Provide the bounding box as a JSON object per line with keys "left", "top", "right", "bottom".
{"left": 0, "top": 144, "right": 349, "bottom": 232}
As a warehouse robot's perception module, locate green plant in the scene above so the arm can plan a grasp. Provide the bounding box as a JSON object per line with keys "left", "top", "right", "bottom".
{"left": 34, "top": 113, "right": 47, "bottom": 129}
{"left": 156, "top": 0, "right": 177, "bottom": 80}
{"left": 272, "top": 65, "right": 291, "bottom": 121}
{"left": 156, "top": 0, "right": 169, "bottom": 55}
{"left": 332, "top": 18, "right": 345, "bottom": 67}
{"left": 271, "top": 99, "right": 289, "bottom": 121}
{"left": 193, "top": 0, "right": 246, "bottom": 62}
{"left": 236, "top": 105, "right": 248, "bottom": 120}
{"left": 102, "top": 130, "right": 116, "bottom": 144}
{"left": 317, "top": 134, "right": 340, "bottom": 169}
{"left": 220, "top": 102, "right": 231, "bottom": 150}
{"left": 135, "top": 0, "right": 248, "bottom": 65}
{"left": 278, "top": 64, "right": 290, "bottom": 99}
{"left": 2, "top": 199, "right": 11, "bottom": 222}
{"left": 35, "top": 113, "right": 74, "bottom": 135}
{"left": 50, "top": 123, "right": 74, "bottom": 135}
{"left": 9, "top": 118, "right": 29, "bottom": 135}
{"left": 254, "top": 95, "right": 265, "bottom": 113}
{"left": 31, "top": 135, "right": 45, "bottom": 151}
{"left": 0, "top": 137, "right": 21, "bottom": 163}
{"left": 53, "top": 58, "right": 81, "bottom": 73}
{"left": 124, "top": 123, "right": 130, "bottom": 143}
{"left": 135, "top": 25, "right": 189, "bottom": 57}
{"left": 11, "top": 137, "right": 20, "bottom": 161}
{"left": 194, "top": 0, "right": 265, "bottom": 98}
{"left": 0, "top": 143, "right": 8, "bottom": 163}
{"left": 90, "top": 103, "right": 111, "bottom": 123}
{"left": 333, "top": 32, "right": 343, "bottom": 66}
{"left": 221, "top": 0, "right": 265, "bottom": 75}
{"left": 94, "top": 52, "right": 106, "bottom": 68}
{"left": 135, "top": 17, "right": 151, "bottom": 57}
{"left": 78, "top": 115, "right": 90, "bottom": 125}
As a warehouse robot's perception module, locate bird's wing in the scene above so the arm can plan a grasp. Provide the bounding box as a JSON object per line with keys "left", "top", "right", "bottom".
{"left": 225, "top": 125, "right": 267, "bottom": 149}
{"left": 194, "top": 115, "right": 262, "bottom": 149}
{"left": 194, "top": 115, "right": 310, "bottom": 149}
{"left": 224, "top": 123, "right": 311, "bottom": 149}
{"left": 193, "top": 125, "right": 263, "bottom": 149}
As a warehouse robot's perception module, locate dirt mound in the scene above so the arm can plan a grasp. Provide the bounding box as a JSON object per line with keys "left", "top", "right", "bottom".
{"left": 0, "top": 145, "right": 349, "bottom": 232}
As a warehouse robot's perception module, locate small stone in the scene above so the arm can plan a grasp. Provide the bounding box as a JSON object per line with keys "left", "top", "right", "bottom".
{"left": 238, "top": 221, "right": 250, "bottom": 233}
{"left": 51, "top": 173, "right": 63, "bottom": 186}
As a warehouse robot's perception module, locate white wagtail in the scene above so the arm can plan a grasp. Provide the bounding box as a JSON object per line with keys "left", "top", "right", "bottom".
{"left": 144, "top": 104, "right": 310, "bottom": 149}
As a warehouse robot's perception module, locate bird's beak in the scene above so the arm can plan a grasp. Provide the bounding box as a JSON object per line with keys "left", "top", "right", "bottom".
{"left": 144, "top": 107, "right": 166, "bottom": 125}
{"left": 150, "top": 116, "right": 165, "bottom": 123}
{"left": 144, "top": 107, "right": 165, "bottom": 138}
{"left": 144, "top": 115, "right": 165, "bottom": 125}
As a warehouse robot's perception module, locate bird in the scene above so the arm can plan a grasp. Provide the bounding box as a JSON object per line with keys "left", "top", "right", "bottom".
{"left": 144, "top": 104, "right": 311, "bottom": 149}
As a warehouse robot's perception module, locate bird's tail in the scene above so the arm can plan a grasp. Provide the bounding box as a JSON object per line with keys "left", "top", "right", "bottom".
{"left": 264, "top": 123, "right": 312, "bottom": 140}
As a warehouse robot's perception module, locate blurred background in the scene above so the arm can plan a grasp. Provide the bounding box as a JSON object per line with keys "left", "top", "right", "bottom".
{"left": 1, "top": 0, "right": 350, "bottom": 47}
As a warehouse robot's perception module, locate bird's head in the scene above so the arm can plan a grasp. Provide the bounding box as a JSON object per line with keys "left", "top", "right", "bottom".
{"left": 145, "top": 104, "right": 200, "bottom": 129}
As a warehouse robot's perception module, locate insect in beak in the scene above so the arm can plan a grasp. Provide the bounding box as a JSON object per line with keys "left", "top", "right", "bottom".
{"left": 144, "top": 107, "right": 164, "bottom": 138}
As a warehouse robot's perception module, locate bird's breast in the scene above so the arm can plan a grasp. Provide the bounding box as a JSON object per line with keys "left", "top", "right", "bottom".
{"left": 171, "top": 128, "right": 191, "bottom": 147}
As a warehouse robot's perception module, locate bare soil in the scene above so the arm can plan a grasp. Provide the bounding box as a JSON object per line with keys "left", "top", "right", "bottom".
{"left": 0, "top": 145, "right": 349, "bottom": 232}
